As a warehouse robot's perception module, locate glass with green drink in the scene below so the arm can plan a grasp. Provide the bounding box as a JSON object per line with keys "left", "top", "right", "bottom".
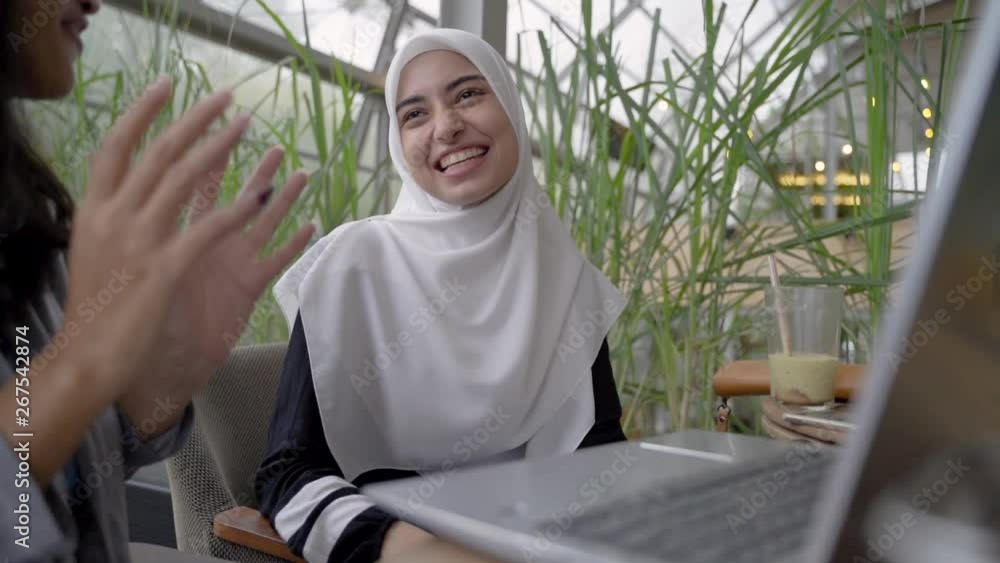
{"left": 766, "top": 285, "right": 845, "bottom": 410}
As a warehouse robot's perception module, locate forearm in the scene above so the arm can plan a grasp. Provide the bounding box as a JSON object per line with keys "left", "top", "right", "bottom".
{"left": 381, "top": 521, "right": 436, "bottom": 559}
{"left": 380, "top": 534, "right": 506, "bottom": 563}
{"left": 116, "top": 371, "right": 197, "bottom": 440}
{"left": 0, "top": 354, "right": 114, "bottom": 486}
{"left": 116, "top": 354, "right": 210, "bottom": 440}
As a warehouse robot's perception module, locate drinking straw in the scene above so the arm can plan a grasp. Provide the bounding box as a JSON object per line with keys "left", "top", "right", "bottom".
{"left": 768, "top": 255, "right": 793, "bottom": 356}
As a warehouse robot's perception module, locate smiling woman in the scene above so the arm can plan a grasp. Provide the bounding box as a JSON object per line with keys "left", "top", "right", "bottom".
{"left": 393, "top": 50, "right": 519, "bottom": 208}
{"left": 255, "top": 28, "right": 629, "bottom": 563}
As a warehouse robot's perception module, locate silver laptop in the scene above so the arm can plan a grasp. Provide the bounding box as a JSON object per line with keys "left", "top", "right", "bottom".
{"left": 364, "top": 3, "right": 1000, "bottom": 561}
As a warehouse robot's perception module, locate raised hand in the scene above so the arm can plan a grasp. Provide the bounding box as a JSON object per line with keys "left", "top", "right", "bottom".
{"left": 60, "top": 77, "right": 312, "bottom": 430}
{"left": 118, "top": 146, "right": 314, "bottom": 429}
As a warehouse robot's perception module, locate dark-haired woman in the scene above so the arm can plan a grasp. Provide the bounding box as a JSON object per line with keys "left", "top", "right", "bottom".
{"left": 0, "top": 1, "right": 313, "bottom": 561}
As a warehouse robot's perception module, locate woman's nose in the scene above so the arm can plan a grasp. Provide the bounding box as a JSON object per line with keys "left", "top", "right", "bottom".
{"left": 434, "top": 110, "right": 464, "bottom": 142}
{"left": 81, "top": 0, "right": 102, "bottom": 15}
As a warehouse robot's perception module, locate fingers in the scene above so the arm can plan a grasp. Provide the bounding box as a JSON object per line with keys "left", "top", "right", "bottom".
{"left": 166, "top": 184, "right": 266, "bottom": 280}
{"left": 119, "top": 89, "right": 235, "bottom": 211}
{"left": 161, "top": 142, "right": 314, "bottom": 292}
{"left": 238, "top": 147, "right": 287, "bottom": 200}
{"left": 255, "top": 224, "right": 316, "bottom": 285}
{"left": 186, "top": 144, "right": 283, "bottom": 226}
{"left": 88, "top": 77, "right": 173, "bottom": 201}
{"left": 186, "top": 150, "right": 233, "bottom": 225}
{"left": 142, "top": 115, "right": 252, "bottom": 238}
{"left": 245, "top": 169, "right": 309, "bottom": 252}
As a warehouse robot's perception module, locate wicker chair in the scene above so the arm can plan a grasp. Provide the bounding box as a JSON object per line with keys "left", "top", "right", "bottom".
{"left": 165, "top": 343, "right": 298, "bottom": 562}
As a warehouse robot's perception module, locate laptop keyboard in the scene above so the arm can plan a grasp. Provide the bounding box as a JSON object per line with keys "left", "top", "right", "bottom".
{"left": 558, "top": 446, "right": 835, "bottom": 563}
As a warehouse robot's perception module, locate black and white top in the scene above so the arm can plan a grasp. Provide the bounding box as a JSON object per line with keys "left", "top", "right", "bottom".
{"left": 254, "top": 314, "right": 627, "bottom": 563}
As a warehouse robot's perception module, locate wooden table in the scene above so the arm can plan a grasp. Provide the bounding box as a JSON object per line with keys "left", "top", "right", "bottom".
{"left": 712, "top": 359, "right": 865, "bottom": 441}
{"left": 712, "top": 360, "right": 865, "bottom": 401}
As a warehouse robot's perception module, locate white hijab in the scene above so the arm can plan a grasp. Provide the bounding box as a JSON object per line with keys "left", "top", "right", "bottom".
{"left": 273, "top": 28, "right": 625, "bottom": 481}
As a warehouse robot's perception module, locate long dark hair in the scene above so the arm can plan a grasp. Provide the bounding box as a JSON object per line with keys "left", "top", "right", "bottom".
{"left": 0, "top": 1, "right": 76, "bottom": 327}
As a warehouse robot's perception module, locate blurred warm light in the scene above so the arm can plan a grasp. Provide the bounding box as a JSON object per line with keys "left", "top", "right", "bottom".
{"left": 922, "top": 107, "right": 932, "bottom": 119}
{"left": 921, "top": 77, "right": 930, "bottom": 90}
{"left": 842, "top": 143, "right": 853, "bottom": 155}
{"left": 892, "top": 161, "right": 902, "bottom": 172}
{"left": 747, "top": 129, "right": 754, "bottom": 139}
{"left": 925, "top": 128, "right": 934, "bottom": 139}
{"left": 810, "top": 194, "right": 863, "bottom": 206}
{"left": 814, "top": 160, "right": 826, "bottom": 172}
{"left": 778, "top": 172, "right": 871, "bottom": 187}
{"left": 871, "top": 97, "right": 877, "bottom": 108}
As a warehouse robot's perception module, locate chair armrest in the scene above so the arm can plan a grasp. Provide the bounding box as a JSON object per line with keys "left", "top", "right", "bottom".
{"left": 712, "top": 360, "right": 866, "bottom": 400}
{"left": 213, "top": 507, "right": 304, "bottom": 562}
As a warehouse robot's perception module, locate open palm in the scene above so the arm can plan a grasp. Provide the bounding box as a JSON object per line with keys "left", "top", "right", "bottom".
{"left": 157, "top": 147, "right": 313, "bottom": 388}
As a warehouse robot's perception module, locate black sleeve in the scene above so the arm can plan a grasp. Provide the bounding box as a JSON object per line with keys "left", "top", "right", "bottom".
{"left": 255, "top": 314, "right": 399, "bottom": 563}
{"left": 577, "top": 338, "right": 628, "bottom": 448}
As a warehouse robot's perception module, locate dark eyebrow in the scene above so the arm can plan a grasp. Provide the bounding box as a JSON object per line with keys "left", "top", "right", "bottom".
{"left": 444, "top": 74, "right": 486, "bottom": 92}
{"left": 395, "top": 95, "right": 424, "bottom": 114}
{"left": 394, "top": 74, "right": 487, "bottom": 114}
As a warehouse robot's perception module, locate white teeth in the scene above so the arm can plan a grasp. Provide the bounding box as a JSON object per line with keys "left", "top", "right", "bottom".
{"left": 439, "top": 147, "right": 487, "bottom": 170}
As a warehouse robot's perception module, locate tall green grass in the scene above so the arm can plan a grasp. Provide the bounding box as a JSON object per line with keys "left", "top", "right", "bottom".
{"left": 32, "top": 0, "right": 973, "bottom": 434}
{"left": 511, "top": 0, "right": 972, "bottom": 434}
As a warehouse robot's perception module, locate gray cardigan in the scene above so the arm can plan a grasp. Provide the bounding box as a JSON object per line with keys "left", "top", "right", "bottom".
{"left": 0, "top": 253, "right": 192, "bottom": 562}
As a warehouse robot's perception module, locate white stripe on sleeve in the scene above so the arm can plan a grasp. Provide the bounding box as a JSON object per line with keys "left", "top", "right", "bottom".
{"left": 273, "top": 475, "right": 353, "bottom": 539}
{"left": 301, "top": 495, "right": 377, "bottom": 561}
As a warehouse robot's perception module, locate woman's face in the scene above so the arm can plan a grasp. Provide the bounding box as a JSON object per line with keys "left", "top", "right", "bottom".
{"left": 395, "top": 50, "right": 519, "bottom": 208}
{"left": 9, "top": 0, "right": 101, "bottom": 99}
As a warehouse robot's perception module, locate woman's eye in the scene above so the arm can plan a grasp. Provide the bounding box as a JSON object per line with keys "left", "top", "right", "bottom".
{"left": 459, "top": 89, "right": 482, "bottom": 101}
{"left": 402, "top": 110, "right": 422, "bottom": 123}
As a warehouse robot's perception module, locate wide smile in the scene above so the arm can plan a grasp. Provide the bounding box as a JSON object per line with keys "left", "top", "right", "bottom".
{"left": 434, "top": 146, "right": 490, "bottom": 177}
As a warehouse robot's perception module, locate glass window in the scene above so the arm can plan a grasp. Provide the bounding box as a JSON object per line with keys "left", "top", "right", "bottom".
{"left": 202, "top": 0, "right": 396, "bottom": 71}
{"left": 395, "top": 10, "right": 436, "bottom": 53}
{"left": 30, "top": 3, "right": 378, "bottom": 201}
{"left": 407, "top": 0, "right": 440, "bottom": 21}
